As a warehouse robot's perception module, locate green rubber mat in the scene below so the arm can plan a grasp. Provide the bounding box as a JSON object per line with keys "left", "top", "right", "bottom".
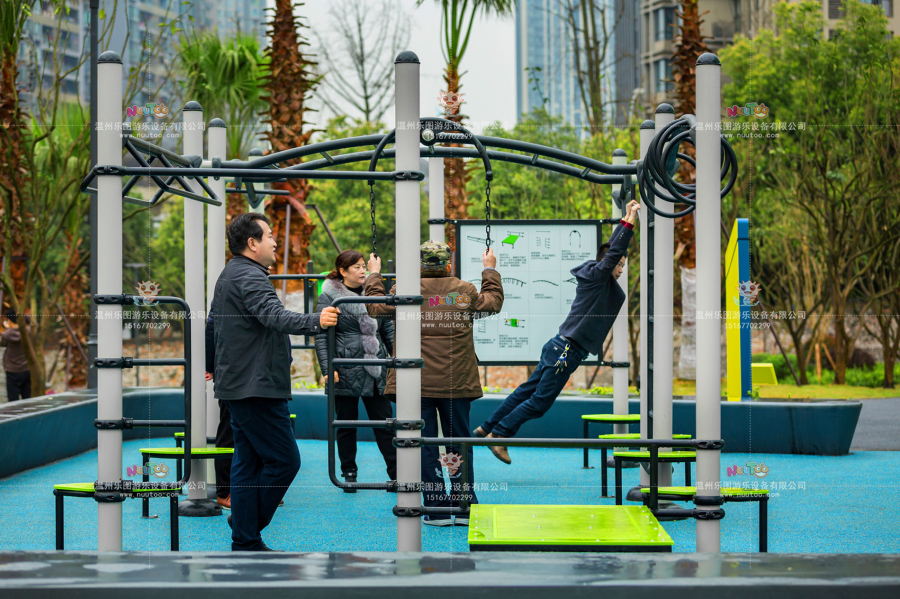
{"left": 598, "top": 433, "right": 691, "bottom": 440}
{"left": 613, "top": 450, "right": 696, "bottom": 459}
{"left": 639, "top": 486, "right": 770, "bottom": 497}
{"left": 582, "top": 414, "right": 641, "bottom": 422}
{"left": 468, "top": 505, "right": 673, "bottom": 552}
{"left": 139, "top": 447, "right": 234, "bottom": 456}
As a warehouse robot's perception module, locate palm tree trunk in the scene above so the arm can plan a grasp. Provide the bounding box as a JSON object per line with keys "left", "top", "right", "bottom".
{"left": 442, "top": 64, "right": 470, "bottom": 257}
{"left": 263, "top": 0, "right": 319, "bottom": 292}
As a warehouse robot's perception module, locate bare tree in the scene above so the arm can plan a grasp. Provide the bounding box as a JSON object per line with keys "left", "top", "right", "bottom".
{"left": 312, "top": 0, "right": 411, "bottom": 124}
{"left": 560, "top": 0, "right": 626, "bottom": 136}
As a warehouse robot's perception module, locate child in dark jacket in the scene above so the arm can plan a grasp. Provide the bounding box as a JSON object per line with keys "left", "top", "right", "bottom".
{"left": 476, "top": 200, "right": 639, "bottom": 464}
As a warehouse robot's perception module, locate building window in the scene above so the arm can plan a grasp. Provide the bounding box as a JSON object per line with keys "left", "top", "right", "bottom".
{"left": 655, "top": 59, "right": 672, "bottom": 94}
{"left": 655, "top": 7, "right": 675, "bottom": 42}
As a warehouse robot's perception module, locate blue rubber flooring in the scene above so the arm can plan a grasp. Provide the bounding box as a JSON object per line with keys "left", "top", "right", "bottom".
{"left": 0, "top": 439, "right": 898, "bottom": 553}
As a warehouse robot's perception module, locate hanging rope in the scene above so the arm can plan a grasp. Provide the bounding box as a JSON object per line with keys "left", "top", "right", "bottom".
{"left": 369, "top": 182, "right": 378, "bottom": 257}
{"left": 484, "top": 180, "right": 492, "bottom": 249}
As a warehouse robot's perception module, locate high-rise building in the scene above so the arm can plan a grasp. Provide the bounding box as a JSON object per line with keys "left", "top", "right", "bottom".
{"left": 515, "top": 0, "right": 619, "bottom": 135}
{"left": 19, "top": 0, "right": 268, "bottom": 110}
{"left": 640, "top": 1, "right": 898, "bottom": 111}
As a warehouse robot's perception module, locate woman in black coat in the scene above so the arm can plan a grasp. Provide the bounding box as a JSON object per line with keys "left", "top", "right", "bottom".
{"left": 315, "top": 250, "right": 397, "bottom": 490}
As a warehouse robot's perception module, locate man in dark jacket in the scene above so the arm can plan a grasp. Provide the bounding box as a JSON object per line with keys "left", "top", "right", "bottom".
{"left": 212, "top": 212, "right": 339, "bottom": 551}
{"left": 366, "top": 242, "right": 504, "bottom": 526}
{"left": 1, "top": 311, "right": 31, "bottom": 402}
{"left": 476, "top": 200, "right": 639, "bottom": 464}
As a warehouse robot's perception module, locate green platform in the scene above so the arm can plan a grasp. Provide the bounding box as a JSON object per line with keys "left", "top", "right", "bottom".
{"left": 582, "top": 414, "right": 640, "bottom": 422}
{"left": 139, "top": 447, "right": 234, "bottom": 456}
{"left": 468, "top": 505, "right": 673, "bottom": 552}
{"left": 598, "top": 433, "right": 691, "bottom": 440}
{"left": 613, "top": 450, "right": 696, "bottom": 459}
{"left": 639, "top": 486, "right": 770, "bottom": 498}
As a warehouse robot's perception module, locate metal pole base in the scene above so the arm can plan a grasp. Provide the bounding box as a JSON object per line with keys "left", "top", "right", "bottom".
{"left": 654, "top": 501, "right": 691, "bottom": 521}
{"left": 141, "top": 514, "right": 159, "bottom": 520}
{"left": 177, "top": 498, "right": 222, "bottom": 517}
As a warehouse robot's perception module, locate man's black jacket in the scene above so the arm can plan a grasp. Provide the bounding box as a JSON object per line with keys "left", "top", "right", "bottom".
{"left": 211, "top": 255, "right": 320, "bottom": 400}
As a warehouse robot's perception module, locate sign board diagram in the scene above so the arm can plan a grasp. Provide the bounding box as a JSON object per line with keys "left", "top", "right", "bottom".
{"left": 456, "top": 220, "right": 603, "bottom": 364}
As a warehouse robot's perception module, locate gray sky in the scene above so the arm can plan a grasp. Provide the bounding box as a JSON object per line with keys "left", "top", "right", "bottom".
{"left": 268, "top": 0, "right": 518, "bottom": 134}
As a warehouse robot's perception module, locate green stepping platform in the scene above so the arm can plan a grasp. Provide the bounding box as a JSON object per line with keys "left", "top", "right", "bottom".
{"left": 140, "top": 447, "right": 234, "bottom": 456}
{"left": 53, "top": 482, "right": 173, "bottom": 493}
{"left": 582, "top": 414, "right": 640, "bottom": 422}
{"left": 598, "top": 433, "right": 691, "bottom": 440}
{"left": 468, "top": 505, "right": 673, "bottom": 552}
{"left": 639, "top": 486, "right": 770, "bottom": 497}
{"left": 613, "top": 450, "right": 696, "bottom": 459}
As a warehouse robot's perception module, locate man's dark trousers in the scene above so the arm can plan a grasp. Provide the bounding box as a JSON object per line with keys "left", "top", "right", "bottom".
{"left": 482, "top": 334, "right": 588, "bottom": 437}
{"left": 214, "top": 400, "right": 233, "bottom": 499}
{"left": 5, "top": 371, "right": 31, "bottom": 402}
{"left": 227, "top": 397, "right": 299, "bottom": 551}
{"left": 421, "top": 397, "right": 478, "bottom": 511}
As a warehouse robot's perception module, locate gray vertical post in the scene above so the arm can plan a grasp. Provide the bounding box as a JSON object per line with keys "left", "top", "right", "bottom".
{"left": 96, "top": 51, "right": 123, "bottom": 551}
{"left": 179, "top": 102, "right": 215, "bottom": 516}
{"left": 87, "top": 0, "right": 100, "bottom": 390}
{"left": 610, "top": 149, "right": 628, "bottom": 436}
{"left": 654, "top": 104, "right": 675, "bottom": 488}
{"left": 394, "top": 50, "right": 422, "bottom": 552}
{"left": 638, "top": 120, "right": 654, "bottom": 489}
{"left": 695, "top": 52, "right": 722, "bottom": 552}
{"left": 428, "top": 158, "right": 445, "bottom": 242}
{"left": 206, "top": 119, "right": 227, "bottom": 458}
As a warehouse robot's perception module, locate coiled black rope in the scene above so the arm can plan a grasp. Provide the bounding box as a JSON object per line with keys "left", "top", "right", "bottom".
{"left": 637, "top": 115, "right": 738, "bottom": 219}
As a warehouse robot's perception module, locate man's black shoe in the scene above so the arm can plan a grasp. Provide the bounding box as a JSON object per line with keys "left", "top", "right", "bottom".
{"left": 343, "top": 472, "right": 357, "bottom": 493}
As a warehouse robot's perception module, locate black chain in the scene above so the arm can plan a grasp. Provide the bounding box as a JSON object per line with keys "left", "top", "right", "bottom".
{"left": 369, "top": 183, "right": 378, "bottom": 257}
{"left": 484, "top": 181, "right": 492, "bottom": 249}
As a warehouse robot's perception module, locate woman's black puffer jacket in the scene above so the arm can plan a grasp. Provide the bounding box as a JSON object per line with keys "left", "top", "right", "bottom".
{"left": 314, "top": 278, "right": 394, "bottom": 397}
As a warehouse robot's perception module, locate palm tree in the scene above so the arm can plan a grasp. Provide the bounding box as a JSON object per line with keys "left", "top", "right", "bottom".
{"left": 177, "top": 31, "right": 270, "bottom": 162}
{"left": 262, "top": 0, "right": 320, "bottom": 290}
{"left": 0, "top": 1, "right": 34, "bottom": 313}
{"left": 670, "top": 0, "right": 709, "bottom": 380}
{"left": 417, "top": 0, "right": 514, "bottom": 255}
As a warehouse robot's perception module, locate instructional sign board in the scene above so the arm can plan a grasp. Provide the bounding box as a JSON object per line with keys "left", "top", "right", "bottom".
{"left": 455, "top": 220, "right": 604, "bottom": 365}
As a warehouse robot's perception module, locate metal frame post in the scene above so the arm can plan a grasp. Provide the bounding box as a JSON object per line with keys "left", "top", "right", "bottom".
{"left": 179, "top": 102, "right": 216, "bottom": 516}
{"left": 206, "top": 119, "right": 227, "bottom": 486}
{"left": 428, "top": 157, "right": 445, "bottom": 242}
{"left": 96, "top": 51, "right": 124, "bottom": 551}
{"left": 610, "top": 149, "right": 629, "bottom": 436}
{"left": 695, "top": 52, "right": 723, "bottom": 552}
{"left": 394, "top": 51, "right": 422, "bottom": 552}
{"left": 653, "top": 105, "right": 675, "bottom": 488}
{"left": 638, "top": 120, "right": 654, "bottom": 489}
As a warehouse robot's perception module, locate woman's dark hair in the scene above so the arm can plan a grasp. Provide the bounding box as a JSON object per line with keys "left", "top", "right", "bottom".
{"left": 227, "top": 213, "right": 271, "bottom": 256}
{"left": 327, "top": 250, "right": 366, "bottom": 280}
{"left": 596, "top": 243, "right": 627, "bottom": 262}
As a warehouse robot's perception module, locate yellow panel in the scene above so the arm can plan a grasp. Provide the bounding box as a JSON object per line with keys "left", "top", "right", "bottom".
{"left": 751, "top": 363, "right": 778, "bottom": 385}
